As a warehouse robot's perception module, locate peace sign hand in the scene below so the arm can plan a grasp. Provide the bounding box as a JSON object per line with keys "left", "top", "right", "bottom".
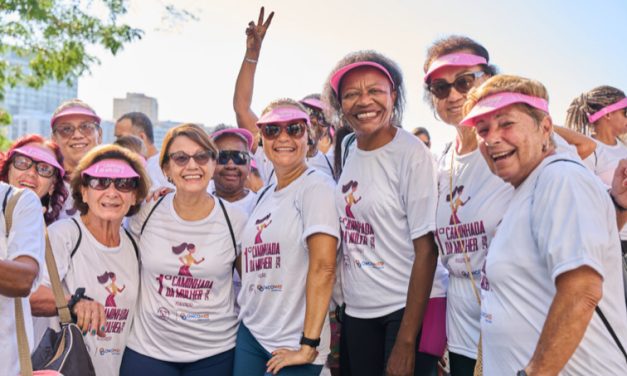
{"left": 245, "top": 7, "right": 274, "bottom": 54}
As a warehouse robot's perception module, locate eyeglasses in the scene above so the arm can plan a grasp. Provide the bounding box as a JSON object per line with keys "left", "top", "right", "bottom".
{"left": 308, "top": 110, "right": 330, "bottom": 128}
{"left": 84, "top": 177, "right": 138, "bottom": 192}
{"left": 168, "top": 150, "right": 215, "bottom": 167}
{"left": 217, "top": 150, "right": 250, "bottom": 165}
{"left": 260, "top": 122, "right": 306, "bottom": 140}
{"left": 428, "top": 71, "right": 486, "bottom": 100}
{"left": 12, "top": 155, "right": 57, "bottom": 178}
{"left": 53, "top": 122, "right": 99, "bottom": 139}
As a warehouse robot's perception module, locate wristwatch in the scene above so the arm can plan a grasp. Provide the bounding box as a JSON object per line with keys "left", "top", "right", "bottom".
{"left": 516, "top": 370, "right": 528, "bottom": 376}
{"left": 67, "top": 287, "right": 93, "bottom": 322}
{"left": 299, "top": 333, "right": 321, "bottom": 348}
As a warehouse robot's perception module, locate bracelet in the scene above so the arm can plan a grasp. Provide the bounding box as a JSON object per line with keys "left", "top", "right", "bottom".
{"left": 299, "top": 333, "right": 321, "bottom": 348}
{"left": 609, "top": 190, "right": 627, "bottom": 212}
{"left": 244, "top": 57, "right": 258, "bottom": 64}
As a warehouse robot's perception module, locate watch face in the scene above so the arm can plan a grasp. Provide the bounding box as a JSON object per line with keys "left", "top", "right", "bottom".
{"left": 517, "top": 371, "right": 528, "bottom": 376}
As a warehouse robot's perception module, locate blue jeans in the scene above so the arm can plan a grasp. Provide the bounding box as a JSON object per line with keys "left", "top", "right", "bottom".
{"left": 233, "top": 324, "right": 323, "bottom": 376}
{"left": 120, "top": 347, "right": 234, "bottom": 376}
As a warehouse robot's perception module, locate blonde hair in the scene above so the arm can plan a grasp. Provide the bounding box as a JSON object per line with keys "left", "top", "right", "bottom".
{"left": 52, "top": 99, "right": 97, "bottom": 118}
{"left": 261, "top": 98, "right": 309, "bottom": 116}
{"left": 159, "top": 123, "right": 218, "bottom": 168}
{"left": 565, "top": 86, "right": 625, "bottom": 136}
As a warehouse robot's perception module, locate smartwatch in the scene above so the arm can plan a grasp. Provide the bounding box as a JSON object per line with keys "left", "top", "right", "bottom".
{"left": 516, "top": 370, "right": 528, "bottom": 376}
{"left": 299, "top": 333, "right": 321, "bottom": 348}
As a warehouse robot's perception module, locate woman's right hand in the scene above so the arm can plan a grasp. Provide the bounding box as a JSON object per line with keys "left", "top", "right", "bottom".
{"left": 245, "top": 7, "right": 274, "bottom": 54}
{"left": 146, "top": 186, "right": 174, "bottom": 202}
{"left": 72, "top": 299, "right": 106, "bottom": 337}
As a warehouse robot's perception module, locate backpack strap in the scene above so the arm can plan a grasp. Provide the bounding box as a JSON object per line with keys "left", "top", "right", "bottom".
{"left": 217, "top": 198, "right": 237, "bottom": 262}
{"left": 322, "top": 153, "right": 334, "bottom": 175}
{"left": 255, "top": 184, "right": 274, "bottom": 208}
{"left": 69, "top": 217, "right": 82, "bottom": 258}
{"left": 266, "top": 168, "right": 275, "bottom": 186}
{"left": 2, "top": 185, "right": 13, "bottom": 215}
{"left": 342, "top": 133, "right": 357, "bottom": 168}
{"left": 122, "top": 227, "right": 139, "bottom": 260}
{"left": 140, "top": 194, "right": 167, "bottom": 236}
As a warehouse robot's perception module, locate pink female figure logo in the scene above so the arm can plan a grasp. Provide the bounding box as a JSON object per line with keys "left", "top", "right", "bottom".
{"left": 254, "top": 213, "right": 272, "bottom": 244}
{"left": 172, "top": 242, "right": 205, "bottom": 277}
{"left": 97, "top": 271, "right": 126, "bottom": 307}
{"left": 447, "top": 185, "right": 471, "bottom": 225}
{"left": 342, "top": 180, "right": 361, "bottom": 219}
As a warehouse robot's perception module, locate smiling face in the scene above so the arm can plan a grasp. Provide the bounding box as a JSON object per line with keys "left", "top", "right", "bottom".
{"left": 7, "top": 143, "right": 58, "bottom": 198}
{"left": 52, "top": 114, "right": 102, "bottom": 171}
{"left": 475, "top": 105, "right": 552, "bottom": 188}
{"left": 163, "top": 135, "right": 215, "bottom": 195}
{"left": 261, "top": 107, "right": 309, "bottom": 172}
{"left": 80, "top": 163, "right": 137, "bottom": 223}
{"left": 213, "top": 134, "right": 250, "bottom": 196}
{"left": 339, "top": 67, "right": 397, "bottom": 138}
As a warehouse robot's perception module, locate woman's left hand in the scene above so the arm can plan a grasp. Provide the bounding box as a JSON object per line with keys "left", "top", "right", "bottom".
{"left": 266, "top": 346, "right": 318, "bottom": 375}
{"left": 385, "top": 341, "right": 415, "bottom": 376}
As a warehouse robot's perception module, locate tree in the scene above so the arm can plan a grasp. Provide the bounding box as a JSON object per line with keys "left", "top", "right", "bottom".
{"left": 0, "top": 0, "right": 144, "bottom": 148}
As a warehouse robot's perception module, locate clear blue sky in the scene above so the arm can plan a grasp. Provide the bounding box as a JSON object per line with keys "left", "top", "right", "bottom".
{"left": 78, "top": 0, "right": 627, "bottom": 153}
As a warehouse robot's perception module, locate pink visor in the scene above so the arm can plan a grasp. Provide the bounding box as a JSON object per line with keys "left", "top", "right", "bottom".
{"left": 424, "top": 53, "right": 488, "bottom": 83}
{"left": 50, "top": 105, "right": 100, "bottom": 128}
{"left": 460, "top": 92, "right": 549, "bottom": 126}
{"left": 9, "top": 145, "right": 65, "bottom": 177}
{"left": 256, "top": 107, "right": 311, "bottom": 126}
{"left": 330, "top": 61, "right": 395, "bottom": 95}
{"left": 82, "top": 159, "right": 139, "bottom": 179}
{"left": 300, "top": 98, "right": 326, "bottom": 111}
{"left": 212, "top": 128, "right": 254, "bottom": 151}
{"left": 588, "top": 98, "right": 627, "bottom": 124}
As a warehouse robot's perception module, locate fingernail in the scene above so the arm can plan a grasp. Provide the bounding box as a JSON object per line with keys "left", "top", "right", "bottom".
{"left": 101, "top": 326, "right": 105, "bottom": 331}
{"left": 83, "top": 331, "right": 87, "bottom": 336}
{"left": 91, "top": 330, "right": 96, "bottom": 336}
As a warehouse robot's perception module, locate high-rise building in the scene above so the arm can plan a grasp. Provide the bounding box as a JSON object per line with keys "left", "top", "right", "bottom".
{"left": 113, "top": 93, "right": 158, "bottom": 126}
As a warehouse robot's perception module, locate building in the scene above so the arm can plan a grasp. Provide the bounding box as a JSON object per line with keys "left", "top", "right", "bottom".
{"left": 113, "top": 93, "right": 158, "bottom": 126}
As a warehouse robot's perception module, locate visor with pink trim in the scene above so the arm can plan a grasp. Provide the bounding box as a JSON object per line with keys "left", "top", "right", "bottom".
{"left": 424, "top": 53, "right": 488, "bottom": 83}
{"left": 82, "top": 159, "right": 139, "bottom": 179}
{"left": 460, "top": 92, "right": 549, "bottom": 126}
{"left": 256, "top": 107, "right": 311, "bottom": 126}
{"left": 50, "top": 106, "right": 101, "bottom": 128}
{"left": 588, "top": 98, "right": 627, "bottom": 124}
{"left": 330, "top": 61, "right": 395, "bottom": 96}
{"left": 9, "top": 145, "right": 65, "bottom": 177}
{"left": 212, "top": 128, "right": 254, "bottom": 151}
{"left": 300, "top": 98, "right": 326, "bottom": 111}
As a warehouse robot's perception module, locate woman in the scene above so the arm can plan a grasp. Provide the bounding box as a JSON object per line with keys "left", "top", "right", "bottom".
{"left": 0, "top": 134, "right": 68, "bottom": 225}
{"left": 121, "top": 123, "right": 248, "bottom": 376}
{"left": 322, "top": 50, "right": 440, "bottom": 376}
{"left": 30, "top": 144, "right": 149, "bottom": 376}
{"left": 234, "top": 99, "right": 338, "bottom": 376}
{"left": 462, "top": 74, "right": 627, "bottom": 375}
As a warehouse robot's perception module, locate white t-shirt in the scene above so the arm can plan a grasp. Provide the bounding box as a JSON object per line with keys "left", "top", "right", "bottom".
{"left": 58, "top": 181, "right": 78, "bottom": 220}
{"left": 238, "top": 169, "right": 338, "bottom": 365}
{"left": 0, "top": 185, "right": 45, "bottom": 376}
{"left": 435, "top": 146, "right": 513, "bottom": 358}
{"left": 336, "top": 129, "right": 439, "bottom": 318}
{"left": 307, "top": 151, "right": 334, "bottom": 178}
{"left": 482, "top": 154, "right": 627, "bottom": 375}
{"left": 147, "top": 154, "right": 174, "bottom": 190}
{"left": 39, "top": 216, "right": 139, "bottom": 376}
{"left": 126, "top": 194, "right": 247, "bottom": 362}
{"left": 254, "top": 148, "right": 335, "bottom": 186}
{"left": 209, "top": 181, "right": 258, "bottom": 216}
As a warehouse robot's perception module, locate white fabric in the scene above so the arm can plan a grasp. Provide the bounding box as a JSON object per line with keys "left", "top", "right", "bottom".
{"left": 337, "top": 129, "right": 439, "bottom": 318}
{"left": 254, "top": 148, "right": 335, "bottom": 186}
{"left": 307, "top": 150, "right": 334, "bottom": 178}
{"left": 209, "top": 181, "right": 258, "bottom": 216}
{"left": 41, "top": 216, "right": 139, "bottom": 376}
{"left": 58, "top": 181, "right": 78, "bottom": 220}
{"left": 147, "top": 153, "right": 174, "bottom": 190}
{"left": 127, "top": 194, "right": 247, "bottom": 362}
{"left": 435, "top": 146, "right": 513, "bottom": 358}
{"left": 0, "top": 184, "right": 45, "bottom": 376}
{"left": 482, "top": 154, "right": 627, "bottom": 375}
{"left": 238, "top": 169, "right": 338, "bottom": 365}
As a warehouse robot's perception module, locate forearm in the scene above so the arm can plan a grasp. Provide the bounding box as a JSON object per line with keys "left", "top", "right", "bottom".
{"left": 30, "top": 285, "right": 68, "bottom": 317}
{"left": 233, "top": 49, "right": 260, "bottom": 137}
{"left": 303, "top": 259, "right": 335, "bottom": 340}
{"left": 0, "top": 256, "right": 39, "bottom": 297}
{"left": 553, "top": 125, "right": 596, "bottom": 160}
{"left": 396, "top": 233, "right": 437, "bottom": 344}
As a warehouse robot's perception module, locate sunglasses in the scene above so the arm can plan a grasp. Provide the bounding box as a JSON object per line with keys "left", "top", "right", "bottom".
{"left": 260, "top": 122, "right": 307, "bottom": 140}
{"left": 308, "top": 110, "right": 330, "bottom": 128}
{"left": 428, "top": 71, "right": 486, "bottom": 100}
{"left": 217, "top": 150, "right": 250, "bottom": 166}
{"left": 84, "top": 176, "right": 139, "bottom": 192}
{"left": 53, "top": 122, "right": 99, "bottom": 139}
{"left": 168, "top": 150, "right": 215, "bottom": 167}
{"left": 12, "top": 155, "right": 57, "bottom": 178}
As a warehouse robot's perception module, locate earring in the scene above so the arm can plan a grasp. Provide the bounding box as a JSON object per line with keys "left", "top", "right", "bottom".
{"left": 167, "top": 176, "right": 173, "bottom": 183}
{"left": 542, "top": 142, "right": 548, "bottom": 152}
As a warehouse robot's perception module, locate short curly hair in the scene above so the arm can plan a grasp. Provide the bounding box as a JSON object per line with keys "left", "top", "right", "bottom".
{"left": 70, "top": 144, "right": 150, "bottom": 217}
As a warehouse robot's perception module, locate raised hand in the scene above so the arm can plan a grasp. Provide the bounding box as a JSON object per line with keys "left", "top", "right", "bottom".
{"left": 245, "top": 7, "right": 274, "bottom": 55}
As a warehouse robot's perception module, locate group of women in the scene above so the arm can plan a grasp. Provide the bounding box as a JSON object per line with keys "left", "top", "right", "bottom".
{"left": 1, "top": 6, "right": 627, "bottom": 376}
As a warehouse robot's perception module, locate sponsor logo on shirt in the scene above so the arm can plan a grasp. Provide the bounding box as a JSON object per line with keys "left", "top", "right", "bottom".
{"left": 256, "top": 283, "right": 283, "bottom": 292}
{"left": 157, "top": 307, "right": 170, "bottom": 320}
{"left": 177, "top": 311, "right": 210, "bottom": 322}
{"left": 354, "top": 260, "right": 385, "bottom": 270}
{"left": 481, "top": 311, "right": 493, "bottom": 324}
{"left": 99, "top": 348, "right": 122, "bottom": 356}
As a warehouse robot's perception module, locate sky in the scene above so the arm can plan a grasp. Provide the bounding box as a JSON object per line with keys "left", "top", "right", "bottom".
{"left": 78, "top": 0, "right": 627, "bottom": 154}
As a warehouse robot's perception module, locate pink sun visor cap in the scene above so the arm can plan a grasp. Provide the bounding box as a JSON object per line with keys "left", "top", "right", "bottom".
{"left": 330, "top": 61, "right": 395, "bottom": 96}
{"left": 212, "top": 128, "right": 254, "bottom": 151}
{"left": 82, "top": 159, "right": 139, "bottom": 179}
{"left": 460, "top": 92, "right": 549, "bottom": 127}
{"left": 50, "top": 105, "right": 101, "bottom": 128}
{"left": 9, "top": 145, "right": 65, "bottom": 177}
{"left": 588, "top": 97, "right": 627, "bottom": 124}
{"left": 256, "top": 107, "right": 311, "bottom": 126}
{"left": 300, "top": 98, "right": 326, "bottom": 111}
{"left": 424, "top": 53, "right": 488, "bottom": 83}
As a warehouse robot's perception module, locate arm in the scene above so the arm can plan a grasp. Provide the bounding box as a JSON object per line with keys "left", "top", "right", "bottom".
{"left": 233, "top": 7, "right": 274, "bottom": 153}
{"left": 524, "top": 266, "right": 602, "bottom": 375}
{"left": 266, "top": 232, "right": 337, "bottom": 374}
{"left": 0, "top": 256, "right": 39, "bottom": 297}
{"left": 610, "top": 158, "right": 627, "bottom": 228}
{"left": 386, "top": 233, "right": 438, "bottom": 376}
{"left": 553, "top": 125, "right": 596, "bottom": 160}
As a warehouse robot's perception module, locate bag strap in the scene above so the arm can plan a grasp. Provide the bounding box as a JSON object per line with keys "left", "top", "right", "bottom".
{"left": 217, "top": 198, "right": 237, "bottom": 261}
{"left": 122, "top": 227, "right": 139, "bottom": 260}
{"left": 596, "top": 306, "right": 627, "bottom": 363}
{"left": 322, "top": 153, "right": 334, "bottom": 175}
{"left": 2, "top": 185, "right": 13, "bottom": 214}
{"left": 44, "top": 226, "right": 73, "bottom": 324}
{"left": 341, "top": 133, "right": 357, "bottom": 168}
{"left": 69, "top": 217, "right": 82, "bottom": 258}
{"left": 140, "top": 194, "right": 167, "bottom": 236}
{"left": 266, "top": 168, "right": 275, "bottom": 186}
{"left": 255, "top": 184, "right": 274, "bottom": 207}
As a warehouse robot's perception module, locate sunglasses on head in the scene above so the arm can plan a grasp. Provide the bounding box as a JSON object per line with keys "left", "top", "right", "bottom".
{"left": 53, "top": 122, "right": 99, "bottom": 139}
{"left": 217, "top": 150, "right": 250, "bottom": 166}
{"left": 84, "top": 176, "right": 138, "bottom": 192}
{"left": 168, "top": 150, "right": 215, "bottom": 167}
{"left": 428, "top": 71, "right": 486, "bottom": 100}
{"left": 260, "top": 122, "right": 307, "bottom": 140}
{"left": 12, "top": 154, "right": 57, "bottom": 178}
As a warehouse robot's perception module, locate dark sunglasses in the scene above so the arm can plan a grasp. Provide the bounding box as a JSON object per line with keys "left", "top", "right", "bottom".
{"left": 168, "top": 150, "right": 215, "bottom": 167}
{"left": 428, "top": 71, "right": 486, "bottom": 100}
{"left": 53, "top": 122, "right": 99, "bottom": 139}
{"left": 84, "top": 176, "right": 139, "bottom": 192}
{"left": 217, "top": 150, "right": 250, "bottom": 166}
{"left": 260, "top": 122, "right": 306, "bottom": 140}
{"left": 12, "top": 155, "right": 57, "bottom": 178}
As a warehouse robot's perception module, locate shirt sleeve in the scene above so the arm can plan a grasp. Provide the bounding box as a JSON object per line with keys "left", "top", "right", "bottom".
{"left": 300, "top": 175, "right": 340, "bottom": 246}
{"left": 531, "top": 162, "right": 614, "bottom": 282}
{"left": 127, "top": 199, "right": 154, "bottom": 238}
{"left": 402, "top": 142, "right": 438, "bottom": 240}
{"left": 44, "top": 220, "right": 80, "bottom": 287}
